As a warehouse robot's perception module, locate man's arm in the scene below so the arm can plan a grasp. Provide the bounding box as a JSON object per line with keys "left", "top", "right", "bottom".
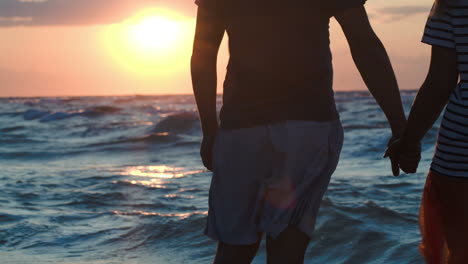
{"left": 191, "top": 8, "right": 225, "bottom": 134}
{"left": 191, "top": 7, "right": 225, "bottom": 170}
{"left": 335, "top": 7, "right": 407, "bottom": 136}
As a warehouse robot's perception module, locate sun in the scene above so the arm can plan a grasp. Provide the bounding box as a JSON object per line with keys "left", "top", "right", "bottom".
{"left": 103, "top": 9, "right": 194, "bottom": 76}
{"left": 130, "top": 16, "right": 181, "bottom": 52}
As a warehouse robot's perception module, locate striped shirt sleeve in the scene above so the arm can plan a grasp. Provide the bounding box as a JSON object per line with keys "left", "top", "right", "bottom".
{"left": 422, "top": 4, "right": 456, "bottom": 49}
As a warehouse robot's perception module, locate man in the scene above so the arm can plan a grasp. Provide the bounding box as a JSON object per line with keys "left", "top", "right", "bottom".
{"left": 191, "top": 0, "right": 407, "bottom": 263}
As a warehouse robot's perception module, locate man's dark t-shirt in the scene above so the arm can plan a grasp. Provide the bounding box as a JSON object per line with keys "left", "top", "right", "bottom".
{"left": 195, "top": 0, "right": 366, "bottom": 129}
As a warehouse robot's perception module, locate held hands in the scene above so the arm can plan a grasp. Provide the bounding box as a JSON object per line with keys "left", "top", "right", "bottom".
{"left": 384, "top": 136, "right": 422, "bottom": 177}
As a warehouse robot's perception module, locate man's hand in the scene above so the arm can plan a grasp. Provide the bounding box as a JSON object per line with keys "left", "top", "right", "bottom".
{"left": 200, "top": 131, "right": 217, "bottom": 171}
{"left": 386, "top": 136, "right": 401, "bottom": 176}
{"left": 385, "top": 138, "right": 422, "bottom": 176}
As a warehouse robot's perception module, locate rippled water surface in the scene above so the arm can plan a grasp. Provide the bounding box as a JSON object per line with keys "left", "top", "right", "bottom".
{"left": 0, "top": 92, "right": 436, "bottom": 263}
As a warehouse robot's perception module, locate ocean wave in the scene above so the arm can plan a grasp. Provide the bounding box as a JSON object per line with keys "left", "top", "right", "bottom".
{"left": 49, "top": 213, "right": 108, "bottom": 224}
{"left": 177, "top": 188, "right": 201, "bottom": 193}
{"left": 0, "top": 150, "right": 88, "bottom": 160}
{"left": 59, "top": 192, "right": 129, "bottom": 208}
{"left": 86, "top": 133, "right": 179, "bottom": 148}
{"left": 78, "top": 121, "right": 147, "bottom": 138}
{"left": 0, "top": 136, "right": 44, "bottom": 144}
{"left": 135, "top": 105, "right": 162, "bottom": 114}
{"left": 343, "top": 124, "right": 386, "bottom": 131}
{"left": 152, "top": 112, "right": 200, "bottom": 135}
{"left": 0, "top": 222, "right": 53, "bottom": 248}
{"left": 100, "top": 211, "right": 207, "bottom": 249}
{"left": 23, "top": 109, "right": 49, "bottom": 120}
{"left": 119, "top": 202, "right": 170, "bottom": 210}
{"left": 24, "top": 98, "right": 76, "bottom": 107}
{"left": 14, "top": 192, "right": 40, "bottom": 201}
{"left": 323, "top": 197, "right": 417, "bottom": 224}
{"left": 0, "top": 213, "right": 24, "bottom": 223}
{"left": 75, "top": 175, "right": 123, "bottom": 184}
{"left": 359, "top": 200, "right": 417, "bottom": 222}
{"left": 373, "top": 181, "right": 415, "bottom": 189}
{"left": 22, "top": 105, "right": 122, "bottom": 123}
{"left": 0, "top": 126, "right": 25, "bottom": 132}
{"left": 21, "top": 225, "right": 133, "bottom": 250}
{"left": 0, "top": 111, "right": 23, "bottom": 117}
{"left": 311, "top": 202, "right": 422, "bottom": 263}
{"left": 170, "top": 141, "right": 200, "bottom": 148}
{"left": 40, "top": 112, "right": 78, "bottom": 122}
{"left": 113, "top": 97, "right": 137, "bottom": 104}
{"left": 81, "top": 106, "right": 121, "bottom": 117}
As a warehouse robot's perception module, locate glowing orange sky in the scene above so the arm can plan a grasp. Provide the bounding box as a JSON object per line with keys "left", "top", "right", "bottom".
{"left": 0, "top": 0, "right": 433, "bottom": 97}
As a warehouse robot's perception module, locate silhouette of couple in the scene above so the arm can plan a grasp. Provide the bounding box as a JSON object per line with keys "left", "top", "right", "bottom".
{"left": 191, "top": 0, "right": 468, "bottom": 263}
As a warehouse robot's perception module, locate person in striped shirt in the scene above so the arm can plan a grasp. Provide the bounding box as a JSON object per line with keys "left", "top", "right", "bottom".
{"left": 386, "top": 0, "right": 468, "bottom": 262}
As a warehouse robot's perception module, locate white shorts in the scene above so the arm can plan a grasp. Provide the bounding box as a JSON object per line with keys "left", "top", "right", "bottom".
{"left": 205, "top": 120, "right": 344, "bottom": 245}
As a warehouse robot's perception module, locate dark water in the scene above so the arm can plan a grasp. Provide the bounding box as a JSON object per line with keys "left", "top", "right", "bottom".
{"left": 0, "top": 91, "right": 436, "bottom": 263}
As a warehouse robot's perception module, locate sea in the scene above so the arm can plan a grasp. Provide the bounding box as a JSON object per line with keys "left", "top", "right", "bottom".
{"left": 0, "top": 91, "right": 438, "bottom": 264}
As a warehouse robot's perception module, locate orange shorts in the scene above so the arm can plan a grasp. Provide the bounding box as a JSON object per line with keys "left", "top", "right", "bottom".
{"left": 419, "top": 171, "right": 468, "bottom": 263}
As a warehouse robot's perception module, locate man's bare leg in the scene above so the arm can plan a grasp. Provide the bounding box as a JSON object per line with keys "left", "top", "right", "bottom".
{"left": 213, "top": 238, "right": 262, "bottom": 264}
{"left": 266, "top": 226, "right": 310, "bottom": 264}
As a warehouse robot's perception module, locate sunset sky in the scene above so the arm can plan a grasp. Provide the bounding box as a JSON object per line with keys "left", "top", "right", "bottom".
{"left": 1, "top": 0, "right": 434, "bottom": 97}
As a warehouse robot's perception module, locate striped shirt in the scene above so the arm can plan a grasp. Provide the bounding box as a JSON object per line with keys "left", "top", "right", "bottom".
{"left": 422, "top": 1, "right": 468, "bottom": 177}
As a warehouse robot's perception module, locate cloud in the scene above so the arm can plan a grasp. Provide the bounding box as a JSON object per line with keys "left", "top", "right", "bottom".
{"left": 372, "top": 5, "right": 430, "bottom": 22}
{"left": 0, "top": 1, "right": 432, "bottom": 27}
{"left": 0, "top": 0, "right": 195, "bottom": 27}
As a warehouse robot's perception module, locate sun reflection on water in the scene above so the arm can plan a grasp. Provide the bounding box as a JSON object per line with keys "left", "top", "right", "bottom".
{"left": 112, "top": 210, "right": 207, "bottom": 220}
{"left": 110, "top": 166, "right": 206, "bottom": 218}
{"left": 115, "top": 165, "right": 204, "bottom": 189}
{"left": 164, "top": 194, "right": 195, "bottom": 199}
{"left": 124, "top": 165, "right": 201, "bottom": 179}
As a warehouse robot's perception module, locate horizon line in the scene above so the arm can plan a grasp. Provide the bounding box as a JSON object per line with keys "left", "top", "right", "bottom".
{"left": 0, "top": 89, "right": 418, "bottom": 99}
